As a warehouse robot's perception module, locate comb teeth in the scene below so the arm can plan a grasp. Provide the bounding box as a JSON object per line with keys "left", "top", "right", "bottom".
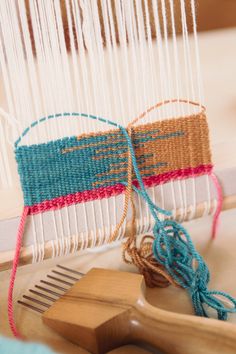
{"left": 23, "top": 295, "right": 51, "bottom": 308}
{"left": 34, "top": 285, "right": 61, "bottom": 297}
{"left": 40, "top": 280, "right": 67, "bottom": 292}
{"left": 18, "top": 300, "right": 44, "bottom": 313}
{"left": 18, "top": 265, "right": 84, "bottom": 314}
{"left": 47, "top": 274, "right": 73, "bottom": 286}
{"left": 52, "top": 270, "right": 79, "bottom": 282}
{"left": 56, "top": 264, "right": 85, "bottom": 277}
{"left": 29, "top": 289, "right": 56, "bottom": 302}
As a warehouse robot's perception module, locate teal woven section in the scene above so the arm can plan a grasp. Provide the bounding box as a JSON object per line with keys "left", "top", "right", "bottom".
{"left": 15, "top": 128, "right": 181, "bottom": 206}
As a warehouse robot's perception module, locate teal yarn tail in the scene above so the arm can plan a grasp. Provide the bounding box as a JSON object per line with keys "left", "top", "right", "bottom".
{"left": 152, "top": 219, "right": 236, "bottom": 320}
{"left": 120, "top": 127, "right": 236, "bottom": 321}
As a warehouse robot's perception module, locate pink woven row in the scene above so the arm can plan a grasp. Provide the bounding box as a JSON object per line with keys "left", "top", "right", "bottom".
{"left": 28, "top": 164, "right": 213, "bottom": 215}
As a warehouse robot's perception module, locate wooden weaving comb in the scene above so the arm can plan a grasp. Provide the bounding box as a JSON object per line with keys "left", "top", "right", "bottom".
{"left": 18, "top": 265, "right": 236, "bottom": 354}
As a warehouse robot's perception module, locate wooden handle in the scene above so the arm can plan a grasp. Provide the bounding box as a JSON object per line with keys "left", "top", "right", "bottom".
{"left": 130, "top": 297, "right": 236, "bottom": 354}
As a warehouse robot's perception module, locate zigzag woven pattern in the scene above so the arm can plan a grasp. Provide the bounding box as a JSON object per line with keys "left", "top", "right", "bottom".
{"left": 15, "top": 112, "right": 212, "bottom": 215}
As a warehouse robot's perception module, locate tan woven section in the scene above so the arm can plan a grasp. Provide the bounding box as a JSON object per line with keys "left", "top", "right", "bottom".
{"left": 75, "top": 112, "right": 211, "bottom": 184}
{"left": 133, "top": 112, "right": 212, "bottom": 174}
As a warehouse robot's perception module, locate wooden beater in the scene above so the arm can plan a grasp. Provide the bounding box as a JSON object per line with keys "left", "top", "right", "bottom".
{"left": 19, "top": 266, "right": 236, "bottom": 354}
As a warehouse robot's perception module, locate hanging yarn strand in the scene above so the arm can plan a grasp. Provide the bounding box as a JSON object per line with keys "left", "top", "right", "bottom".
{"left": 8, "top": 206, "right": 29, "bottom": 338}
{"left": 210, "top": 172, "right": 223, "bottom": 239}
{"left": 119, "top": 128, "right": 177, "bottom": 288}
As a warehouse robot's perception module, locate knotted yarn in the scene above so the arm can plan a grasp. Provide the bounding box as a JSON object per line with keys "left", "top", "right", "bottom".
{"left": 119, "top": 125, "right": 236, "bottom": 321}
{"left": 152, "top": 219, "right": 236, "bottom": 320}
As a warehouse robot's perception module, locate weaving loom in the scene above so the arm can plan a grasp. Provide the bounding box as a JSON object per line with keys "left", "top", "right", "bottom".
{"left": 0, "top": 0, "right": 224, "bottom": 268}
{"left": 1, "top": 1, "right": 236, "bottom": 353}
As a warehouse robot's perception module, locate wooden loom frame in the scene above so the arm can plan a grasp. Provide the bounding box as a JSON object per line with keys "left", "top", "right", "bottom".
{"left": 1, "top": 4, "right": 236, "bottom": 272}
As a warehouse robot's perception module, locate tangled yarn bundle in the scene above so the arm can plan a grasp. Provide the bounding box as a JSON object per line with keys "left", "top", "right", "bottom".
{"left": 119, "top": 126, "right": 236, "bottom": 321}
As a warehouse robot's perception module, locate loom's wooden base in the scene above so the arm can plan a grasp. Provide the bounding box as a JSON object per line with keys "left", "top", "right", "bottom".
{"left": 1, "top": 194, "right": 236, "bottom": 271}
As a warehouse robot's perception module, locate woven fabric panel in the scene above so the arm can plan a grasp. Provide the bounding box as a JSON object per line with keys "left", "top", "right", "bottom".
{"left": 15, "top": 113, "right": 212, "bottom": 214}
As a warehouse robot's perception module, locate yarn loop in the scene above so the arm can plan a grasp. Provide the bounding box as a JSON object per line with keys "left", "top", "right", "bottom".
{"left": 152, "top": 219, "right": 236, "bottom": 320}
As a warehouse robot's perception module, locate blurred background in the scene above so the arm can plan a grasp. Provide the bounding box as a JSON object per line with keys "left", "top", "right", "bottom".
{"left": 156, "top": 0, "right": 236, "bottom": 34}
{"left": 195, "top": 0, "right": 236, "bottom": 32}
{"left": 25, "top": 0, "right": 236, "bottom": 53}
